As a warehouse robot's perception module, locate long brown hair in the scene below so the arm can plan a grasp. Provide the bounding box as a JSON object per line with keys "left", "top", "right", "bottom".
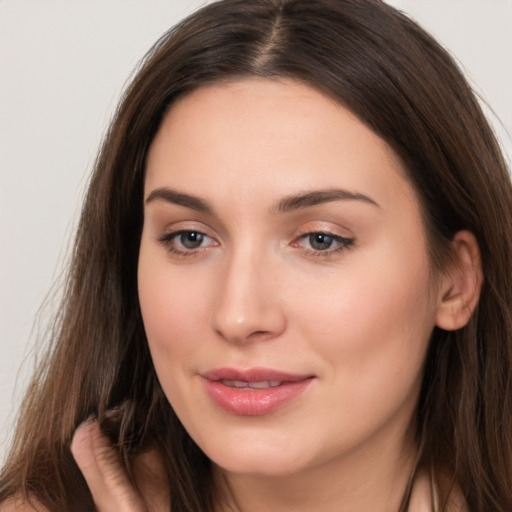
{"left": 2, "top": 1, "right": 512, "bottom": 510}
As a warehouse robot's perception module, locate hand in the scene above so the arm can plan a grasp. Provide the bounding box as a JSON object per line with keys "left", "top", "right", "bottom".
{"left": 71, "top": 420, "right": 170, "bottom": 511}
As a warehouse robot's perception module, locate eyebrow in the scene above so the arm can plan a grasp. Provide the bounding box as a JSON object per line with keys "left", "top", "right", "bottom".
{"left": 145, "top": 187, "right": 213, "bottom": 213}
{"left": 145, "top": 186, "right": 379, "bottom": 214}
{"left": 272, "top": 188, "right": 380, "bottom": 214}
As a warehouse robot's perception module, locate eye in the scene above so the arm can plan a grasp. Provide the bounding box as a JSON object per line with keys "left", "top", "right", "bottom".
{"left": 176, "top": 231, "right": 206, "bottom": 249}
{"left": 293, "top": 231, "right": 354, "bottom": 256}
{"left": 158, "top": 229, "right": 218, "bottom": 255}
{"left": 307, "top": 233, "right": 337, "bottom": 251}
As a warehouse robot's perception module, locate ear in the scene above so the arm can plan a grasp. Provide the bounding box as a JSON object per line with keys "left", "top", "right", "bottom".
{"left": 435, "top": 230, "right": 483, "bottom": 331}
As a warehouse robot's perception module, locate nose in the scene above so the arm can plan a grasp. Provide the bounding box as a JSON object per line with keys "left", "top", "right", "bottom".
{"left": 210, "top": 248, "right": 287, "bottom": 344}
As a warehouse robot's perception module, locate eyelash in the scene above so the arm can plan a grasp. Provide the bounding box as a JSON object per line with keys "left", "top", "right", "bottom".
{"left": 157, "top": 230, "right": 217, "bottom": 257}
{"left": 293, "top": 231, "right": 354, "bottom": 257}
{"left": 157, "top": 230, "right": 354, "bottom": 258}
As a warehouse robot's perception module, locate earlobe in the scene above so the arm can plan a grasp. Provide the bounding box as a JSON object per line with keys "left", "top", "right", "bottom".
{"left": 435, "top": 230, "right": 483, "bottom": 331}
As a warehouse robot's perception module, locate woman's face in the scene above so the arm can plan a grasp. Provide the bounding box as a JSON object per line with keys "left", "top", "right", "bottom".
{"left": 138, "top": 79, "right": 442, "bottom": 479}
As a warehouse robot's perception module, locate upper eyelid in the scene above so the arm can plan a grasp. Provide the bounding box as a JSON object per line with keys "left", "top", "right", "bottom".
{"left": 159, "top": 229, "right": 216, "bottom": 243}
{"left": 293, "top": 223, "right": 354, "bottom": 239}
{"left": 295, "top": 233, "right": 355, "bottom": 257}
{"left": 158, "top": 221, "right": 217, "bottom": 238}
{"left": 297, "top": 228, "right": 351, "bottom": 237}
{"left": 157, "top": 226, "right": 353, "bottom": 239}
{"left": 157, "top": 230, "right": 218, "bottom": 257}
{"left": 158, "top": 230, "right": 352, "bottom": 259}
{"left": 155, "top": 222, "right": 355, "bottom": 245}
{"left": 293, "top": 231, "right": 354, "bottom": 246}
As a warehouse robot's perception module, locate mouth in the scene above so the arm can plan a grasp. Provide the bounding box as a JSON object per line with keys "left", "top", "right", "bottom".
{"left": 201, "top": 367, "right": 315, "bottom": 416}
{"left": 219, "top": 379, "right": 283, "bottom": 389}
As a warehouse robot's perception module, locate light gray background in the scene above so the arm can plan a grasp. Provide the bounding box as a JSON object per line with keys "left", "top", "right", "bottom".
{"left": 1, "top": 0, "right": 511, "bottom": 463}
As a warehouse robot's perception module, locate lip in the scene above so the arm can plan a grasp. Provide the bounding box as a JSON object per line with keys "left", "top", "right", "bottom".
{"left": 201, "top": 367, "right": 315, "bottom": 416}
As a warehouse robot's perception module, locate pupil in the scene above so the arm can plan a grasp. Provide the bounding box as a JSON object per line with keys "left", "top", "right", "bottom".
{"left": 310, "top": 233, "right": 333, "bottom": 251}
{"left": 180, "top": 232, "right": 204, "bottom": 249}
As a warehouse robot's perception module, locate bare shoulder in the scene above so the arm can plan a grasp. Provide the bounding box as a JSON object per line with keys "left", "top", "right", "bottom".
{"left": 409, "top": 470, "right": 469, "bottom": 512}
{"left": 409, "top": 470, "right": 433, "bottom": 511}
{"left": 1, "top": 497, "right": 49, "bottom": 512}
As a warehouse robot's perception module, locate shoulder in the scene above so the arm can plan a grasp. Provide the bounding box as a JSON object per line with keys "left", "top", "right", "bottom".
{"left": 409, "top": 470, "right": 433, "bottom": 512}
{"left": 1, "top": 497, "right": 49, "bottom": 512}
{"left": 408, "top": 470, "right": 469, "bottom": 512}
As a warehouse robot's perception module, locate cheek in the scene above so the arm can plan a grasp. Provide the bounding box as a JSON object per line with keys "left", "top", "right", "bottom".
{"left": 291, "top": 243, "right": 436, "bottom": 418}
{"left": 313, "top": 269, "right": 434, "bottom": 352}
{"left": 138, "top": 250, "right": 210, "bottom": 369}
{"left": 138, "top": 255, "right": 214, "bottom": 422}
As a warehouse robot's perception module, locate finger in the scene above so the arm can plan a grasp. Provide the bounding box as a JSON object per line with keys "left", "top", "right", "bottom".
{"left": 71, "top": 419, "right": 146, "bottom": 512}
{"left": 133, "top": 449, "right": 171, "bottom": 511}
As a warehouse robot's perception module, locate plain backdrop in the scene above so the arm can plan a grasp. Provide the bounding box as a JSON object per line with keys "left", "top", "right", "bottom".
{"left": 1, "top": 0, "right": 511, "bottom": 463}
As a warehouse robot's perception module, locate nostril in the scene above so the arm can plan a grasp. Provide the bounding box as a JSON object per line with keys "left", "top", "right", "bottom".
{"left": 247, "top": 330, "right": 274, "bottom": 341}
{"left": 209, "top": 267, "right": 287, "bottom": 343}
{"left": 213, "top": 324, "right": 283, "bottom": 344}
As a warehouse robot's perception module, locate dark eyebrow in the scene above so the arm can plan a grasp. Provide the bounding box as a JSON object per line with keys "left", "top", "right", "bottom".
{"left": 272, "top": 188, "right": 380, "bottom": 214}
{"left": 145, "top": 186, "right": 378, "bottom": 215}
{"left": 145, "top": 187, "right": 213, "bottom": 213}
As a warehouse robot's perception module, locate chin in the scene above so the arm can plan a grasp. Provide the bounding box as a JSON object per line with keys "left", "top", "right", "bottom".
{"left": 214, "top": 456, "right": 307, "bottom": 479}
{"left": 200, "top": 433, "right": 313, "bottom": 478}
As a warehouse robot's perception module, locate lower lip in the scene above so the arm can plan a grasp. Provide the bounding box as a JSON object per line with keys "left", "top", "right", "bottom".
{"left": 203, "top": 378, "right": 314, "bottom": 416}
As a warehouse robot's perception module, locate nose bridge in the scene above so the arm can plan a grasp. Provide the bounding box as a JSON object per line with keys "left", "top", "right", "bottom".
{"left": 210, "top": 240, "right": 286, "bottom": 343}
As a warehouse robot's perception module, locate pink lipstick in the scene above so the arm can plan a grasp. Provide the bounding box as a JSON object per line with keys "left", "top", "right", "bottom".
{"left": 201, "top": 368, "right": 315, "bottom": 416}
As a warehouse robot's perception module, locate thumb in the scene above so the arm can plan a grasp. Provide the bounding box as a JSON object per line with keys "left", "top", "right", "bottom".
{"left": 71, "top": 419, "right": 147, "bottom": 512}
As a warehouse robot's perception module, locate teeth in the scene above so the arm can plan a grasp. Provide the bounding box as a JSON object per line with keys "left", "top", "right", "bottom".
{"left": 220, "top": 379, "right": 283, "bottom": 389}
{"left": 249, "top": 380, "right": 282, "bottom": 389}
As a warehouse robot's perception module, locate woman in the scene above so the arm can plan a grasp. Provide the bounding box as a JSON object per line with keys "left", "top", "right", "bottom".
{"left": 1, "top": 0, "right": 511, "bottom": 510}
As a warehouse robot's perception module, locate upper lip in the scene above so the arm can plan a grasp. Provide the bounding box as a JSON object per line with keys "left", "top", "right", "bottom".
{"left": 201, "top": 367, "right": 315, "bottom": 383}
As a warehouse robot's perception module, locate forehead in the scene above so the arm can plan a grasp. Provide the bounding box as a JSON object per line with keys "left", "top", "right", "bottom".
{"left": 145, "top": 78, "right": 416, "bottom": 213}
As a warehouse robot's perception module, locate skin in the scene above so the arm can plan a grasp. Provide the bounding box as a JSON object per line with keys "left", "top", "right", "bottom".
{"left": 57, "top": 78, "right": 479, "bottom": 512}
{"left": 135, "top": 78, "right": 469, "bottom": 511}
